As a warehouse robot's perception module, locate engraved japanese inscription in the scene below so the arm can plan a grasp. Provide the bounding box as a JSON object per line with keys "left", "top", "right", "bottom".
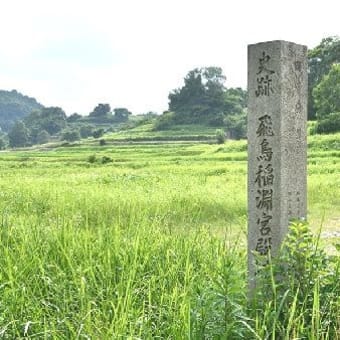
{"left": 248, "top": 41, "right": 307, "bottom": 291}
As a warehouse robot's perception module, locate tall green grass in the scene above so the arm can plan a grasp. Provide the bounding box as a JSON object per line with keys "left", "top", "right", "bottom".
{"left": 0, "top": 137, "right": 338, "bottom": 338}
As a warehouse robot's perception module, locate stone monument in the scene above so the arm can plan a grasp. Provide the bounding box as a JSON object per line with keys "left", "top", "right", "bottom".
{"left": 247, "top": 40, "right": 308, "bottom": 290}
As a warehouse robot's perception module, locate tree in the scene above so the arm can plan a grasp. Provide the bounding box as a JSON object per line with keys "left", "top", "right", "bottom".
{"left": 89, "top": 103, "right": 111, "bottom": 118}
{"left": 168, "top": 67, "right": 221, "bottom": 121}
{"left": 67, "top": 113, "right": 82, "bottom": 122}
{"left": 0, "top": 89, "right": 43, "bottom": 132}
{"left": 92, "top": 128, "right": 104, "bottom": 138}
{"left": 313, "top": 63, "right": 340, "bottom": 118}
{"left": 308, "top": 36, "right": 340, "bottom": 119}
{"left": 0, "top": 136, "right": 7, "bottom": 150}
{"left": 224, "top": 87, "right": 247, "bottom": 111}
{"left": 42, "top": 107, "right": 67, "bottom": 134}
{"left": 8, "top": 120, "right": 30, "bottom": 147}
{"left": 224, "top": 110, "right": 247, "bottom": 140}
{"left": 215, "top": 129, "right": 226, "bottom": 144}
{"left": 25, "top": 107, "right": 67, "bottom": 135}
{"left": 113, "top": 108, "right": 132, "bottom": 122}
{"left": 79, "top": 125, "right": 94, "bottom": 138}
{"left": 36, "top": 130, "right": 50, "bottom": 144}
{"left": 153, "top": 111, "right": 175, "bottom": 131}
{"left": 168, "top": 67, "right": 247, "bottom": 126}
{"left": 61, "top": 129, "right": 80, "bottom": 142}
{"left": 312, "top": 112, "right": 340, "bottom": 134}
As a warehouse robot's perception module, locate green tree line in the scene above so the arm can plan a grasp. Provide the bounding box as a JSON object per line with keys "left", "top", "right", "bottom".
{"left": 4, "top": 103, "right": 134, "bottom": 148}
{"left": 156, "top": 35, "right": 340, "bottom": 139}
{"left": 1, "top": 36, "right": 339, "bottom": 148}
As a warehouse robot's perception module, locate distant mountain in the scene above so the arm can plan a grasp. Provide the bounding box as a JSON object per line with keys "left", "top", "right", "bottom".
{"left": 0, "top": 90, "right": 44, "bottom": 131}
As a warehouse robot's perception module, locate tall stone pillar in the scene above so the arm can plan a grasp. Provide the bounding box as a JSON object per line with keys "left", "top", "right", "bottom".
{"left": 247, "top": 40, "right": 308, "bottom": 290}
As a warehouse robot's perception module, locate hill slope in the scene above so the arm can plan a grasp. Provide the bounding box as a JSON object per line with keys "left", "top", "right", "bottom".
{"left": 0, "top": 89, "right": 44, "bottom": 131}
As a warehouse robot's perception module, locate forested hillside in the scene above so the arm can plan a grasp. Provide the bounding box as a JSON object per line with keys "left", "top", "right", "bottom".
{"left": 0, "top": 89, "right": 44, "bottom": 131}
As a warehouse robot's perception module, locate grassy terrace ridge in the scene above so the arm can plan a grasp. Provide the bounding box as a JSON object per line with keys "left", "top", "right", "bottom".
{"left": 0, "top": 129, "right": 338, "bottom": 338}
{"left": 104, "top": 123, "right": 218, "bottom": 142}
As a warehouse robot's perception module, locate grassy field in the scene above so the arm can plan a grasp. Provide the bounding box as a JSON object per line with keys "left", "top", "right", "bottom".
{"left": 0, "top": 131, "right": 339, "bottom": 338}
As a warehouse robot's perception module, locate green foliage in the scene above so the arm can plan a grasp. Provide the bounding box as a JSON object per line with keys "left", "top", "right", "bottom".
{"left": 25, "top": 107, "right": 67, "bottom": 136}
{"left": 92, "top": 128, "right": 105, "bottom": 138}
{"left": 168, "top": 67, "right": 247, "bottom": 126}
{"left": 215, "top": 129, "right": 226, "bottom": 144}
{"left": 8, "top": 120, "right": 30, "bottom": 147}
{"left": 0, "top": 137, "right": 338, "bottom": 337}
{"left": 87, "top": 154, "right": 97, "bottom": 163}
{"left": 312, "top": 112, "right": 340, "bottom": 134}
{"left": 89, "top": 103, "right": 111, "bottom": 118}
{"left": 139, "top": 111, "right": 158, "bottom": 120}
{"left": 252, "top": 221, "right": 340, "bottom": 339}
{"left": 308, "top": 36, "right": 340, "bottom": 120}
{"left": 0, "top": 136, "right": 7, "bottom": 149}
{"left": 113, "top": 107, "right": 132, "bottom": 122}
{"left": 61, "top": 129, "right": 81, "bottom": 142}
{"left": 224, "top": 87, "right": 247, "bottom": 113}
{"left": 313, "top": 63, "right": 340, "bottom": 119}
{"left": 307, "top": 132, "right": 340, "bottom": 150}
{"left": 153, "top": 111, "right": 175, "bottom": 130}
{"left": 36, "top": 130, "right": 50, "bottom": 144}
{"left": 101, "top": 155, "right": 112, "bottom": 164}
{"left": 0, "top": 89, "right": 43, "bottom": 131}
{"left": 224, "top": 110, "right": 247, "bottom": 140}
{"left": 99, "top": 139, "right": 106, "bottom": 146}
{"left": 66, "top": 113, "right": 82, "bottom": 122}
{"left": 79, "top": 124, "right": 94, "bottom": 138}
{"left": 207, "top": 112, "right": 225, "bottom": 126}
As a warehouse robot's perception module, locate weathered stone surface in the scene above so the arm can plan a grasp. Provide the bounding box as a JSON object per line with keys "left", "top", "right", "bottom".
{"left": 247, "top": 41, "right": 308, "bottom": 290}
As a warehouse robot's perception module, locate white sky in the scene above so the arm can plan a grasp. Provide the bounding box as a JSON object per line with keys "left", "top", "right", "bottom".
{"left": 0, "top": 0, "right": 339, "bottom": 115}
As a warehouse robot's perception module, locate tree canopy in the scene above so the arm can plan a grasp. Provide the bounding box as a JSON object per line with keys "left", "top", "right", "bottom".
{"left": 24, "top": 107, "right": 67, "bottom": 137}
{"left": 308, "top": 36, "right": 340, "bottom": 119}
{"left": 0, "top": 90, "right": 43, "bottom": 131}
{"left": 113, "top": 108, "right": 132, "bottom": 122}
{"left": 168, "top": 67, "right": 246, "bottom": 125}
{"left": 8, "top": 120, "right": 30, "bottom": 147}
{"left": 313, "top": 63, "right": 340, "bottom": 118}
{"left": 89, "top": 103, "right": 111, "bottom": 117}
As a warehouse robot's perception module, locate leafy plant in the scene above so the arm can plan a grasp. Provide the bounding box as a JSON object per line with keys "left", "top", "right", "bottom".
{"left": 101, "top": 155, "right": 112, "bottom": 164}
{"left": 251, "top": 221, "right": 340, "bottom": 339}
{"left": 87, "top": 154, "right": 97, "bottom": 163}
{"left": 215, "top": 129, "right": 226, "bottom": 144}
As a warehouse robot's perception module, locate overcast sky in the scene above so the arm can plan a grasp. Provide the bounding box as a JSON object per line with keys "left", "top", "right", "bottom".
{"left": 0, "top": 0, "right": 339, "bottom": 115}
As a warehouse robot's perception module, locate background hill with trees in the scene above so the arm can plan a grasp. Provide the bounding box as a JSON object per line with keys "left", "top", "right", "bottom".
{"left": 0, "top": 36, "right": 339, "bottom": 148}
{"left": 0, "top": 90, "right": 43, "bottom": 132}
{"left": 160, "top": 66, "right": 247, "bottom": 139}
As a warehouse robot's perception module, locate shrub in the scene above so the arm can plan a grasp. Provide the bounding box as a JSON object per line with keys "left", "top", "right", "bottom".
{"left": 80, "top": 125, "right": 94, "bottom": 138}
{"left": 61, "top": 129, "right": 80, "bottom": 142}
{"left": 153, "top": 112, "right": 175, "bottom": 131}
{"left": 208, "top": 112, "right": 225, "bottom": 126}
{"left": 87, "top": 154, "right": 97, "bottom": 163}
{"left": 224, "top": 110, "right": 247, "bottom": 140}
{"left": 313, "top": 112, "right": 340, "bottom": 134}
{"left": 36, "top": 130, "right": 50, "bottom": 144}
{"left": 101, "top": 156, "right": 112, "bottom": 164}
{"left": 0, "top": 136, "right": 7, "bottom": 150}
{"left": 215, "top": 129, "right": 226, "bottom": 144}
{"left": 92, "top": 128, "right": 105, "bottom": 138}
{"left": 251, "top": 221, "right": 340, "bottom": 339}
{"left": 99, "top": 139, "right": 106, "bottom": 146}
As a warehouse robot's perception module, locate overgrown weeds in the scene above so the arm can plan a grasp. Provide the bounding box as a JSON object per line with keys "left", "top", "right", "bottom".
{"left": 249, "top": 221, "right": 340, "bottom": 339}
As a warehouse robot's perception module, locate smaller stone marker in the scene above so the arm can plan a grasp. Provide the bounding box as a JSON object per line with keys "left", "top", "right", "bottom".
{"left": 247, "top": 41, "right": 308, "bottom": 290}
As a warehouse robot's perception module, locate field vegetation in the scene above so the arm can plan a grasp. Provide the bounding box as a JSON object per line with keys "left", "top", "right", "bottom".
{"left": 0, "top": 129, "right": 338, "bottom": 338}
